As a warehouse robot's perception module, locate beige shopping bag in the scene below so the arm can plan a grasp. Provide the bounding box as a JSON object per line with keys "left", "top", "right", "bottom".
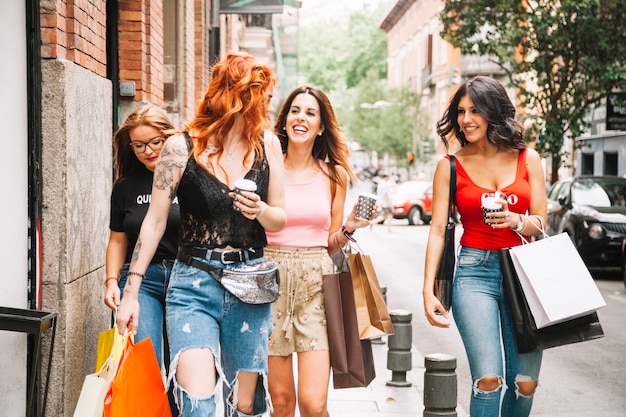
{"left": 348, "top": 251, "right": 394, "bottom": 340}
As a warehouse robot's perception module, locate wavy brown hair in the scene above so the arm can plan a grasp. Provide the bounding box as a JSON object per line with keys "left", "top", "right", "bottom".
{"left": 436, "top": 76, "right": 525, "bottom": 151}
{"left": 112, "top": 105, "right": 177, "bottom": 182}
{"left": 187, "top": 52, "right": 276, "bottom": 174}
{"left": 274, "top": 85, "right": 355, "bottom": 187}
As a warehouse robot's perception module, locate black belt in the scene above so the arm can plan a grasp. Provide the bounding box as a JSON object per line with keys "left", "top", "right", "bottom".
{"left": 176, "top": 246, "right": 263, "bottom": 265}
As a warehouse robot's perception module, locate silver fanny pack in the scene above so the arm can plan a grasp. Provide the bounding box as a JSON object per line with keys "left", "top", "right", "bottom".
{"left": 219, "top": 261, "right": 280, "bottom": 304}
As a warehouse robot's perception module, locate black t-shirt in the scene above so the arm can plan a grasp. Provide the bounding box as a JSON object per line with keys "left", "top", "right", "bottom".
{"left": 109, "top": 167, "right": 181, "bottom": 263}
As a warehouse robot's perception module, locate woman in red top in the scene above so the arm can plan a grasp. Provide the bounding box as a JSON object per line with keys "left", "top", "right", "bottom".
{"left": 423, "top": 76, "right": 547, "bottom": 417}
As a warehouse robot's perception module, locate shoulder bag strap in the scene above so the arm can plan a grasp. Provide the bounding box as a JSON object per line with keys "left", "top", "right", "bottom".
{"left": 448, "top": 154, "right": 457, "bottom": 223}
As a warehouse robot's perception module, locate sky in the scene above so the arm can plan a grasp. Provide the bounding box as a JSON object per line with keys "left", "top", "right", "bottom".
{"left": 298, "top": 0, "right": 388, "bottom": 24}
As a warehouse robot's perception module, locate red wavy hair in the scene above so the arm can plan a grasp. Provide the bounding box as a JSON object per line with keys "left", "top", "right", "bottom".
{"left": 187, "top": 52, "right": 276, "bottom": 174}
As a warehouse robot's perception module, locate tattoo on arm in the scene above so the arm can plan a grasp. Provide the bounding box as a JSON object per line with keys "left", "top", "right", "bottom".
{"left": 154, "top": 140, "right": 189, "bottom": 200}
{"left": 131, "top": 239, "right": 142, "bottom": 261}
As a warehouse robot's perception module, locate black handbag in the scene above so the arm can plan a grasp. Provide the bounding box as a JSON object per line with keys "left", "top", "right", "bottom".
{"left": 434, "top": 155, "right": 457, "bottom": 312}
{"left": 498, "top": 249, "right": 604, "bottom": 353}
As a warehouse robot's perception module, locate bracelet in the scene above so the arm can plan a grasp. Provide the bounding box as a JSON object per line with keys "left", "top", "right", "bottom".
{"left": 341, "top": 225, "right": 356, "bottom": 243}
{"left": 127, "top": 271, "right": 146, "bottom": 280}
{"left": 104, "top": 277, "right": 118, "bottom": 286}
{"left": 514, "top": 213, "right": 526, "bottom": 233}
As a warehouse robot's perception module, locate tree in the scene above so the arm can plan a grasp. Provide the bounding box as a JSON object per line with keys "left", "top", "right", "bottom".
{"left": 440, "top": 0, "right": 626, "bottom": 180}
{"left": 340, "top": 72, "right": 422, "bottom": 160}
{"left": 298, "top": 3, "right": 415, "bottom": 167}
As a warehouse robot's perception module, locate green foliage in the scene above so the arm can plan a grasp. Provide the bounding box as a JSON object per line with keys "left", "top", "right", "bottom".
{"left": 440, "top": 0, "right": 626, "bottom": 178}
{"left": 298, "top": 3, "right": 425, "bottom": 164}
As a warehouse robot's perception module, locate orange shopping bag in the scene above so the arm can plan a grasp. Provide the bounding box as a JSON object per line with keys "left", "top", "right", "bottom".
{"left": 103, "top": 335, "right": 172, "bottom": 417}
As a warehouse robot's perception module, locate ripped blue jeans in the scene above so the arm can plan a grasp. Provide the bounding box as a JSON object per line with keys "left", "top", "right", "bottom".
{"left": 452, "top": 246, "right": 542, "bottom": 417}
{"left": 166, "top": 258, "right": 272, "bottom": 417}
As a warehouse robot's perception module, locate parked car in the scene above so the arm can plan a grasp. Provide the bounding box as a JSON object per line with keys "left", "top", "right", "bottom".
{"left": 546, "top": 176, "right": 626, "bottom": 271}
{"left": 391, "top": 180, "right": 433, "bottom": 225}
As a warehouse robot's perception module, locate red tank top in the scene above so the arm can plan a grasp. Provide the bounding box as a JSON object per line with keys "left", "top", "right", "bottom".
{"left": 453, "top": 150, "right": 530, "bottom": 250}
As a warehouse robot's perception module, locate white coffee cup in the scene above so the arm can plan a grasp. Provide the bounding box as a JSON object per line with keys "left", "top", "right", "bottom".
{"left": 233, "top": 179, "right": 257, "bottom": 210}
{"left": 356, "top": 192, "right": 377, "bottom": 221}
{"left": 481, "top": 194, "right": 503, "bottom": 225}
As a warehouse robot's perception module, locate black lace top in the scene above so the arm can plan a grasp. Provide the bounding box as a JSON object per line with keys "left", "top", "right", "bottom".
{"left": 177, "top": 146, "right": 270, "bottom": 249}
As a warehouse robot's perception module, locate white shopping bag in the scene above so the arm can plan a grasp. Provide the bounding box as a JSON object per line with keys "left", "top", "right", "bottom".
{"left": 509, "top": 233, "right": 606, "bottom": 329}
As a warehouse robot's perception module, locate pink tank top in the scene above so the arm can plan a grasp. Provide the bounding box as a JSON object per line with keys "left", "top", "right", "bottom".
{"left": 265, "top": 170, "right": 331, "bottom": 248}
{"left": 455, "top": 150, "right": 531, "bottom": 250}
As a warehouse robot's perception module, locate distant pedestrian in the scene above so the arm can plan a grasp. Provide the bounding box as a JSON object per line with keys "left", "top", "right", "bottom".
{"left": 371, "top": 173, "right": 395, "bottom": 231}
{"left": 423, "top": 76, "right": 547, "bottom": 417}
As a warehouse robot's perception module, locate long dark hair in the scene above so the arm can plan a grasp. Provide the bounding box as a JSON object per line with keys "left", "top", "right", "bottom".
{"left": 274, "top": 85, "right": 355, "bottom": 186}
{"left": 112, "top": 105, "right": 177, "bottom": 181}
{"left": 436, "top": 76, "right": 525, "bottom": 150}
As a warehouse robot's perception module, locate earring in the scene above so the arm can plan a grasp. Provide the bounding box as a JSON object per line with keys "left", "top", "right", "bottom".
{"left": 282, "top": 126, "right": 286, "bottom": 130}
{"left": 318, "top": 132, "right": 323, "bottom": 136}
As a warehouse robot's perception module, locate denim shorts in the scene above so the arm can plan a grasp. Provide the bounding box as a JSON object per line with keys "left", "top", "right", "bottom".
{"left": 166, "top": 256, "right": 272, "bottom": 417}
{"left": 452, "top": 246, "right": 542, "bottom": 417}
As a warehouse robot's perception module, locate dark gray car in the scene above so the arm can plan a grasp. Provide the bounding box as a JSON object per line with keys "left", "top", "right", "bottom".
{"left": 546, "top": 176, "right": 626, "bottom": 271}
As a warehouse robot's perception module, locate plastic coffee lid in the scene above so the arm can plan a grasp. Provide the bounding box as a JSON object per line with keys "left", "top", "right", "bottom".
{"left": 233, "top": 178, "right": 257, "bottom": 191}
{"left": 481, "top": 196, "right": 502, "bottom": 210}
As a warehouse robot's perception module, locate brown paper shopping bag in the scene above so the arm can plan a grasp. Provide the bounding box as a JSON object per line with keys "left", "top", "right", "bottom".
{"left": 323, "top": 270, "right": 376, "bottom": 389}
{"left": 348, "top": 251, "right": 394, "bottom": 340}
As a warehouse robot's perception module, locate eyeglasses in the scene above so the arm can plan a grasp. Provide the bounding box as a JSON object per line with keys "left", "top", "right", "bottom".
{"left": 130, "top": 137, "right": 164, "bottom": 154}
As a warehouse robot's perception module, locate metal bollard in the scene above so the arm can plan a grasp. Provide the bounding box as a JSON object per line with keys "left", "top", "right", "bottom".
{"left": 386, "top": 309, "right": 412, "bottom": 387}
{"left": 423, "top": 353, "right": 457, "bottom": 417}
{"left": 371, "top": 286, "right": 387, "bottom": 344}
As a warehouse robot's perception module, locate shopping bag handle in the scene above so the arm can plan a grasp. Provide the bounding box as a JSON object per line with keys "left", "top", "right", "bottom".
{"left": 515, "top": 214, "right": 548, "bottom": 244}
{"left": 97, "top": 328, "right": 131, "bottom": 373}
{"left": 333, "top": 235, "right": 350, "bottom": 272}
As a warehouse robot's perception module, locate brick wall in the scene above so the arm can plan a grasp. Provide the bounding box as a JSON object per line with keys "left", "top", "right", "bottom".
{"left": 119, "top": 0, "right": 165, "bottom": 105}
{"left": 40, "top": 0, "right": 107, "bottom": 77}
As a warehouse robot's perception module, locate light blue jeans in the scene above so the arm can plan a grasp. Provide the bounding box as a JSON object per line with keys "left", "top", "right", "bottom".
{"left": 166, "top": 256, "right": 272, "bottom": 417}
{"left": 452, "top": 246, "right": 542, "bottom": 417}
{"left": 119, "top": 260, "right": 173, "bottom": 366}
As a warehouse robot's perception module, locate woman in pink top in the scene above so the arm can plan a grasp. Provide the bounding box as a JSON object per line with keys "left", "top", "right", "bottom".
{"left": 423, "top": 76, "right": 547, "bottom": 417}
{"left": 265, "top": 86, "right": 372, "bottom": 417}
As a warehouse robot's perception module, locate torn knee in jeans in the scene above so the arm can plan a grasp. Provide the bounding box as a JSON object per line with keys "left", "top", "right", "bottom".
{"left": 515, "top": 374, "right": 538, "bottom": 398}
{"left": 227, "top": 371, "right": 272, "bottom": 417}
{"left": 474, "top": 375, "right": 503, "bottom": 395}
{"left": 167, "top": 348, "right": 224, "bottom": 415}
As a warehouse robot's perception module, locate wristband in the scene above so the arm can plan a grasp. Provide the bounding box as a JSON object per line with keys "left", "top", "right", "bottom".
{"left": 341, "top": 225, "right": 356, "bottom": 242}
{"left": 127, "top": 271, "right": 146, "bottom": 280}
{"left": 104, "top": 277, "right": 118, "bottom": 286}
{"left": 514, "top": 213, "right": 526, "bottom": 233}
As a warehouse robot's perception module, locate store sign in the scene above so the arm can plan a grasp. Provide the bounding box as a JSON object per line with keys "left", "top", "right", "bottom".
{"left": 606, "top": 92, "right": 626, "bottom": 131}
{"left": 219, "top": 0, "right": 284, "bottom": 14}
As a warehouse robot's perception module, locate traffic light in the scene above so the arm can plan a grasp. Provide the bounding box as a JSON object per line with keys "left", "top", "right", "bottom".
{"left": 407, "top": 152, "right": 415, "bottom": 164}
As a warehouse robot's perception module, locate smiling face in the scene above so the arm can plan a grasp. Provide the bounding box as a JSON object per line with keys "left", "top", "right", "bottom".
{"left": 457, "top": 95, "right": 488, "bottom": 144}
{"left": 129, "top": 124, "right": 164, "bottom": 172}
{"left": 285, "top": 93, "right": 324, "bottom": 145}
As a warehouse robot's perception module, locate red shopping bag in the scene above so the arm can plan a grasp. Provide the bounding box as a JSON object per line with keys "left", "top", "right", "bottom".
{"left": 103, "top": 336, "right": 172, "bottom": 417}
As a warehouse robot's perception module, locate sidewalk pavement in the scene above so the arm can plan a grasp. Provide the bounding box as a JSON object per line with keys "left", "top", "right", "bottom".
{"left": 326, "top": 339, "right": 469, "bottom": 417}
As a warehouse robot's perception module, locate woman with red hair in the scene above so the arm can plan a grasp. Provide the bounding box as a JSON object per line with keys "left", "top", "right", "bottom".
{"left": 116, "top": 52, "right": 286, "bottom": 417}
